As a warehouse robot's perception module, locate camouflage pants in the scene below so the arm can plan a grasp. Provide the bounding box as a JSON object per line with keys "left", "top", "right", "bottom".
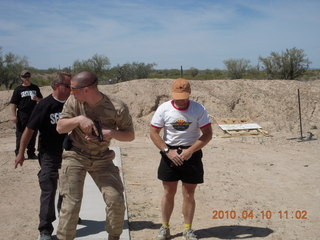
{"left": 56, "top": 149, "right": 125, "bottom": 240}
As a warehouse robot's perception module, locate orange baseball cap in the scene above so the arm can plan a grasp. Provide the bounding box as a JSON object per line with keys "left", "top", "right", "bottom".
{"left": 172, "top": 78, "right": 191, "bottom": 99}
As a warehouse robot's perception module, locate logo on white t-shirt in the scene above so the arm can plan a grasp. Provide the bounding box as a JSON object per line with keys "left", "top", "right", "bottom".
{"left": 171, "top": 120, "right": 192, "bottom": 131}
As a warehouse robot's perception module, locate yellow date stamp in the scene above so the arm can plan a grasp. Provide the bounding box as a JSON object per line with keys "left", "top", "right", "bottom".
{"left": 212, "top": 210, "right": 308, "bottom": 220}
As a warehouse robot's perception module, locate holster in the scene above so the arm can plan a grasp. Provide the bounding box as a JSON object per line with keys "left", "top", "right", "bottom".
{"left": 63, "top": 135, "right": 72, "bottom": 151}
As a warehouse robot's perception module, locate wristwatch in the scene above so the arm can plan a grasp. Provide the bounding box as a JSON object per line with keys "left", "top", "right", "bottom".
{"left": 161, "top": 147, "right": 170, "bottom": 154}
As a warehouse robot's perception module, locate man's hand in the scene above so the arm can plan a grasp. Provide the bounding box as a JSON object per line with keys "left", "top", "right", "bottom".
{"left": 179, "top": 148, "right": 193, "bottom": 161}
{"left": 15, "top": 154, "right": 25, "bottom": 169}
{"left": 84, "top": 128, "right": 113, "bottom": 142}
{"left": 78, "top": 116, "right": 97, "bottom": 135}
{"left": 166, "top": 149, "right": 184, "bottom": 166}
{"left": 166, "top": 148, "right": 194, "bottom": 166}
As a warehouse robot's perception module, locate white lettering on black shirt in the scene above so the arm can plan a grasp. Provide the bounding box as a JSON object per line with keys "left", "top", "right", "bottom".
{"left": 50, "top": 112, "right": 61, "bottom": 124}
{"left": 21, "top": 90, "right": 36, "bottom": 98}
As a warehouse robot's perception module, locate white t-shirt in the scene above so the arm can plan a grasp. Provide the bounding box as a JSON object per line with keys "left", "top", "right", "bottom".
{"left": 151, "top": 100, "right": 211, "bottom": 146}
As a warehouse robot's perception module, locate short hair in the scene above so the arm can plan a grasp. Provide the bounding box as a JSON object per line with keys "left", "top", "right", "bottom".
{"left": 74, "top": 71, "right": 98, "bottom": 89}
{"left": 51, "top": 72, "right": 72, "bottom": 89}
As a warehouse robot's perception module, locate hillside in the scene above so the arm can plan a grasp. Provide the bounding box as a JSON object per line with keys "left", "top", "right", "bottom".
{"left": 1, "top": 79, "right": 319, "bottom": 138}
{"left": 0, "top": 78, "right": 319, "bottom": 240}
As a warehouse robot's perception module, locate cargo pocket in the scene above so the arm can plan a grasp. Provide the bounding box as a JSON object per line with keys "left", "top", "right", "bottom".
{"left": 58, "top": 166, "right": 69, "bottom": 196}
{"left": 38, "top": 170, "right": 59, "bottom": 192}
{"left": 109, "top": 165, "right": 124, "bottom": 193}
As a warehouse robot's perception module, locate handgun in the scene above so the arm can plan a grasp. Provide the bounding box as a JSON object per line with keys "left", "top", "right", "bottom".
{"left": 93, "top": 120, "right": 104, "bottom": 142}
{"left": 63, "top": 134, "right": 72, "bottom": 150}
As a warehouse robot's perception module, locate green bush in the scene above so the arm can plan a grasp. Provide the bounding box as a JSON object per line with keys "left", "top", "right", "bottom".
{"left": 0, "top": 48, "right": 28, "bottom": 89}
{"left": 259, "top": 47, "right": 311, "bottom": 80}
{"left": 224, "top": 58, "right": 251, "bottom": 79}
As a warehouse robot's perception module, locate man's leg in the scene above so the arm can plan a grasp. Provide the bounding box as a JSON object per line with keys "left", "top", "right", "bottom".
{"left": 57, "top": 156, "right": 86, "bottom": 240}
{"left": 38, "top": 169, "right": 58, "bottom": 234}
{"left": 156, "top": 181, "right": 178, "bottom": 240}
{"left": 90, "top": 158, "right": 125, "bottom": 238}
{"left": 38, "top": 154, "right": 60, "bottom": 235}
{"left": 181, "top": 183, "right": 197, "bottom": 225}
{"left": 161, "top": 181, "right": 178, "bottom": 223}
{"left": 181, "top": 183, "right": 199, "bottom": 240}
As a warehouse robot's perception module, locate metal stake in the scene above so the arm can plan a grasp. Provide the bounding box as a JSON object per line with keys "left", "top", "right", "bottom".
{"left": 298, "top": 89, "right": 303, "bottom": 140}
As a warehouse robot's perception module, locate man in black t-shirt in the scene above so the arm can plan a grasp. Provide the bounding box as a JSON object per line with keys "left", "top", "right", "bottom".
{"left": 10, "top": 70, "right": 43, "bottom": 158}
{"left": 15, "top": 72, "right": 72, "bottom": 240}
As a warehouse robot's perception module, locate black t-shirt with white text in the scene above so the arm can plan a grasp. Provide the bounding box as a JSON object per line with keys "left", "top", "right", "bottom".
{"left": 27, "top": 94, "right": 66, "bottom": 155}
{"left": 10, "top": 84, "right": 43, "bottom": 113}
{"left": 10, "top": 84, "right": 43, "bottom": 126}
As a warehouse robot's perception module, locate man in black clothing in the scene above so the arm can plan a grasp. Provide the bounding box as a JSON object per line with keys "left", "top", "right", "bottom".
{"left": 10, "top": 70, "right": 43, "bottom": 159}
{"left": 15, "top": 72, "right": 72, "bottom": 240}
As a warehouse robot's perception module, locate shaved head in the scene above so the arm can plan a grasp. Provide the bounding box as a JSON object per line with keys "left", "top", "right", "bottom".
{"left": 72, "top": 71, "right": 98, "bottom": 88}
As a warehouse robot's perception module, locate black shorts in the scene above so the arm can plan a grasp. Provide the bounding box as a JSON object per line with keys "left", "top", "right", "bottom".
{"left": 157, "top": 149, "right": 204, "bottom": 184}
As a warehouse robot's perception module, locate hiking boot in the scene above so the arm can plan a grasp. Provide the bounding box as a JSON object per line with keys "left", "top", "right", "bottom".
{"left": 108, "top": 235, "right": 120, "bottom": 240}
{"left": 183, "top": 229, "right": 197, "bottom": 240}
{"left": 39, "top": 231, "right": 52, "bottom": 240}
{"left": 156, "top": 226, "right": 170, "bottom": 240}
{"left": 28, "top": 153, "right": 38, "bottom": 160}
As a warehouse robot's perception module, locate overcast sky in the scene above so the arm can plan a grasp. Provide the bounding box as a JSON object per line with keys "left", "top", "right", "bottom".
{"left": 0, "top": 0, "right": 319, "bottom": 70}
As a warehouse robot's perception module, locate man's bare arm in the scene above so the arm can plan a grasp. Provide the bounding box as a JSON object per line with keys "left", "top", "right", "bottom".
{"left": 57, "top": 115, "right": 93, "bottom": 134}
{"left": 150, "top": 126, "right": 167, "bottom": 150}
{"left": 10, "top": 104, "right": 17, "bottom": 123}
{"left": 102, "top": 128, "right": 135, "bottom": 142}
{"left": 15, "top": 128, "right": 35, "bottom": 168}
{"left": 188, "top": 124, "right": 212, "bottom": 153}
{"left": 180, "top": 124, "right": 213, "bottom": 161}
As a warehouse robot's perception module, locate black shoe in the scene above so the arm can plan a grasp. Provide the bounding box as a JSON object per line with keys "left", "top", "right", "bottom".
{"left": 28, "top": 154, "right": 38, "bottom": 160}
{"left": 78, "top": 217, "right": 82, "bottom": 224}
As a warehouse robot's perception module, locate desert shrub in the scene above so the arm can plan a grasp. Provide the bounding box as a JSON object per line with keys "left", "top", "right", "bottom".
{"left": 259, "top": 47, "right": 311, "bottom": 80}
{"left": 0, "top": 48, "right": 29, "bottom": 89}
{"left": 224, "top": 58, "right": 251, "bottom": 79}
{"left": 72, "top": 54, "right": 111, "bottom": 80}
{"left": 110, "top": 62, "right": 156, "bottom": 83}
{"left": 189, "top": 67, "right": 199, "bottom": 78}
{"left": 297, "top": 69, "right": 320, "bottom": 81}
{"left": 211, "top": 69, "right": 227, "bottom": 79}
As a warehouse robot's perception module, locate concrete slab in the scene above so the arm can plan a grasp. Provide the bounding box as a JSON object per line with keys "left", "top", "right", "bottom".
{"left": 49, "top": 147, "right": 130, "bottom": 240}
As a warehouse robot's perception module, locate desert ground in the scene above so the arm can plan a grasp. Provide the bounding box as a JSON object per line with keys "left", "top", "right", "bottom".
{"left": 0, "top": 78, "right": 319, "bottom": 240}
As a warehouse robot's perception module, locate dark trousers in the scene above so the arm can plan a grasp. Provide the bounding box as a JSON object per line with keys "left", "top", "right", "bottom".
{"left": 15, "top": 123, "right": 37, "bottom": 156}
{"left": 37, "top": 152, "right": 62, "bottom": 234}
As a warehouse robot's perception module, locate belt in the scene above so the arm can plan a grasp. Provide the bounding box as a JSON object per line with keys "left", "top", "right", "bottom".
{"left": 167, "top": 145, "right": 191, "bottom": 149}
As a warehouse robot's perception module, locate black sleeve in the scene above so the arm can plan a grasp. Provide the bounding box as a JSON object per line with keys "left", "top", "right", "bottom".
{"left": 10, "top": 88, "right": 20, "bottom": 105}
{"left": 36, "top": 86, "right": 43, "bottom": 99}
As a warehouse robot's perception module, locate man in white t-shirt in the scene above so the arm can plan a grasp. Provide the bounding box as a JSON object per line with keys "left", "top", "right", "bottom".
{"left": 150, "top": 78, "right": 212, "bottom": 240}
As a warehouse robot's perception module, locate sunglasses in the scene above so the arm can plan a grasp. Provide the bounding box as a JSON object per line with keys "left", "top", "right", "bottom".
{"left": 21, "top": 75, "right": 31, "bottom": 78}
{"left": 70, "top": 86, "right": 84, "bottom": 93}
{"left": 71, "top": 80, "right": 97, "bottom": 92}
{"left": 60, "top": 83, "right": 70, "bottom": 89}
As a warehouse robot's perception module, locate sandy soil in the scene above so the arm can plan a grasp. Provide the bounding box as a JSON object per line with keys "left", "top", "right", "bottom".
{"left": 0, "top": 79, "right": 319, "bottom": 240}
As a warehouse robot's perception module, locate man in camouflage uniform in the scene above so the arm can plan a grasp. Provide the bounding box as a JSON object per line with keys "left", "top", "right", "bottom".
{"left": 56, "top": 71, "right": 135, "bottom": 240}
